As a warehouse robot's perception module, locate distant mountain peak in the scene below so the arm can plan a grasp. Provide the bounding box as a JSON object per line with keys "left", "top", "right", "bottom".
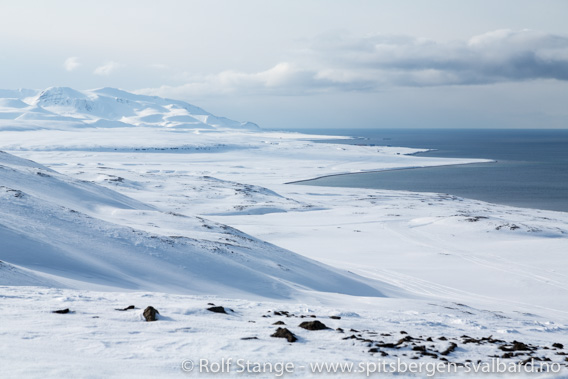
{"left": 0, "top": 86, "right": 259, "bottom": 131}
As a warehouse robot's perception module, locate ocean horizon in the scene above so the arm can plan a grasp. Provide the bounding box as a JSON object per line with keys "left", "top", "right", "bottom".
{"left": 292, "top": 128, "right": 568, "bottom": 213}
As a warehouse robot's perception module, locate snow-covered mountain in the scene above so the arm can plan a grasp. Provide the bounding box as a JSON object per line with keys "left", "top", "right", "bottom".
{"left": 0, "top": 86, "right": 258, "bottom": 130}
{"left": 0, "top": 150, "right": 383, "bottom": 298}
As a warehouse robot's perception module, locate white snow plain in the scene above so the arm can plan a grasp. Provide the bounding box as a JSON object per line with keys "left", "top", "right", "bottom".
{"left": 0, "top": 88, "right": 567, "bottom": 378}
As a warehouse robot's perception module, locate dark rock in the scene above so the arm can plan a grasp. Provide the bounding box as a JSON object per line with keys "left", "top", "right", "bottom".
{"left": 52, "top": 308, "right": 70, "bottom": 314}
{"left": 271, "top": 327, "right": 297, "bottom": 343}
{"left": 299, "top": 320, "right": 329, "bottom": 330}
{"left": 396, "top": 336, "right": 414, "bottom": 345}
{"left": 462, "top": 337, "right": 481, "bottom": 344}
{"left": 272, "top": 321, "right": 286, "bottom": 325}
{"left": 520, "top": 358, "right": 537, "bottom": 366}
{"left": 484, "top": 336, "right": 505, "bottom": 344}
{"left": 336, "top": 328, "right": 344, "bottom": 333}
{"left": 207, "top": 303, "right": 215, "bottom": 306}
{"left": 438, "top": 336, "right": 448, "bottom": 341}
{"left": 412, "top": 345, "right": 427, "bottom": 352}
{"left": 329, "top": 316, "right": 341, "bottom": 320}
{"left": 143, "top": 306, "right": 159, "bottom": 321}
{"left": 552, "top": 343, "right": 564, "bottom": 349}
{"left": 400, "top": 331, "right": 408, "bottom": 334}
{"left": 241, "top": 337, "right": 259, "bottom": 340}
{"left": 273, "top": 310, "right": 290, "bottom": 317}
{"left": 369, "top": 348, "right": 379, "bottom": 353}
{"left": 376, "top": 343, "right": 397, "bottom": 348}
{"left": 466, "top": 216, "right": 488, "bottom": 222}
{"left": 207, "top": 306, "right": 227, "bottom": 314}
{"left": 426, "top": 337, "right": 433, "bottom": 342}
{"left": 440, "top": 342, "right": 458, "bottom": 356}
{"left": 502, "top": 353, "right": 514, "bottom": 359}
{"left": 499, "top": 341, "right": 532, "bottom": 352}
{"left": 115, "top": 305, "right": 136, "bottom": 311}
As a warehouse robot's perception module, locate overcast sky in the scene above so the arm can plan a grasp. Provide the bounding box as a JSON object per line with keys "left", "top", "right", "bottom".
{"left": 1, "top": 0, "right": 567, "bottom": 129}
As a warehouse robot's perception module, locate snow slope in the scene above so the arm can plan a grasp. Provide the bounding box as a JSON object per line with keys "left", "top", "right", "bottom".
{"left": 0, "top": 151, "right": 386, "bottom": 298}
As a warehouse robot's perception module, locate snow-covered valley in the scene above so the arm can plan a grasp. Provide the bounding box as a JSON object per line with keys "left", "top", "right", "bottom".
{"left": 1, "top": 88, "right": 567, "bottom": 377}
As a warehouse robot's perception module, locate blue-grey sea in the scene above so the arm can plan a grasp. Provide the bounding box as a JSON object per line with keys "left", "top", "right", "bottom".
{"left": 293, "top": 129, "right": 568, "bottom": 213}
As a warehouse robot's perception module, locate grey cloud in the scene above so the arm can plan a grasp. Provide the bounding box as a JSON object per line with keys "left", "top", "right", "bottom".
{"left": 311, "top": 29, "right": 568, "bottom": 86}
{"left": 139, "top": 30, "right": 568, "bottom": 99}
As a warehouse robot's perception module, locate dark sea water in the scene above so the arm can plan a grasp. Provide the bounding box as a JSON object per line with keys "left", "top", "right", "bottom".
{"left": 292, "top": 129, "right": 568, "bottom": 213}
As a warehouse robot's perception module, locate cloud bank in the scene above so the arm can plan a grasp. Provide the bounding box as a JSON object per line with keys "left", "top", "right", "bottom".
{"left": 139, "top": 30, "right": 568, "bottom": 98}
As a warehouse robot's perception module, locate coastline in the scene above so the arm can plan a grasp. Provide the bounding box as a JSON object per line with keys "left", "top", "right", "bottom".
{"left": 288, "top": 128, "right": 568, "bottom": 213}
{"left": 285, "top": 160, "right": 496, "bottom": 185}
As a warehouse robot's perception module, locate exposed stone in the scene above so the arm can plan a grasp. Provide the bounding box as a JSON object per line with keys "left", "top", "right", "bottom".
{"left": 52, "top": 308, "right": 70, "bottom": 314}
{"left": 116, "top": 305, "right": 136, "bottom": 311}
{"left": 440, "top": 342, "right": 458, "bottom": 356}
{"left": 143, "top": 306, "right": 159, "bottom": 321}
{"left": 298, "top": 320, "right": 329, "bottom": 330}
{"left": 376, "top": 343, "right": 397, "bottom": 348}
{"left": 271, "top": 327, "right": 297, "bottom": 343}
{"left": 499, "top": 341, "right": 532, "bottom": 352}
{"left": 207, "top": 306, "right": 227, "bottom": 314}
{"left": 396, "top": 336, "right": 414, "bottom": 345}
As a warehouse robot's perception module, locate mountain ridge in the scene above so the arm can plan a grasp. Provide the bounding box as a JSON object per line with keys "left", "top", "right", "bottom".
{"left": 0, "top": 86, "right": 259, "bottom": 130}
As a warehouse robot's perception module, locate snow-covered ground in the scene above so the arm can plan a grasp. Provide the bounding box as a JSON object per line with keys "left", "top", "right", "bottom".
{"left": 1, "top": 88, "right": 567, "bottom": 377}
